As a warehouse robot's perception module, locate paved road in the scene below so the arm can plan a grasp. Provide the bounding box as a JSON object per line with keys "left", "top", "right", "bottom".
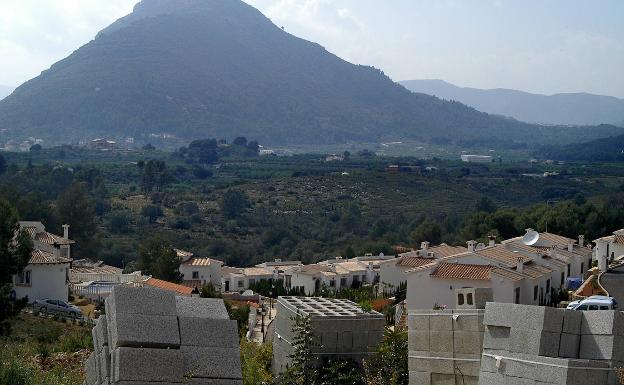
{"left": 600, "top": 264, "right": 624, "bottom": 304}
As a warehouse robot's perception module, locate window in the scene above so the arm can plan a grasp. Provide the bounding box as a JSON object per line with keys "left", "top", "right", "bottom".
{"left": 576, "top": 305, "right": 588, "bottom": 310}
{"left": 589, "top": 305, "right": 599, "bottom": 311}
{"left": 514, "top": 288, "right": 520, "bottom": 304}
{"left": 533, "top": 286, "right": 538, "bottom": 301}
{"left": 458, "top": 293, "right": 465, "bottom": 305}
{"left": 361, "top": 274, "right": 367, "bottom": 282}
{"left": 600, "top": 306, "right": 610, "bottom": 310}
{"left": 546, "top": 279, "right": 551, "bottom": 293}
{"left": 192, "top": 271, "right": 199, "bottom": 279}
{"left": 561, "top": 272, "right": 565, "bottom": 286}
{"left": 467, "top": 293, "right": 474, "bottom": 305}
{"left": 567, "top": 264, "right": 571, "bottom": 277}
{"left": 285, "top": 275, "right": 292, "bottom": 288}
{"left": 249, "top": 279, "right": 256, "bottom": 286}
{"left": 329, "top": 280, "right": 335, "bottom": 288}
{"left": 237, "top": 280, "right": 243, "bottom": 288}
{"left": 581, "top": 263, "right": 584, "bottom": 274}
{"left": 17, "top": 270, "right": 31, "bottom": 286}
{"left": 340, "top": 277, "right": 347, "bottom": 287}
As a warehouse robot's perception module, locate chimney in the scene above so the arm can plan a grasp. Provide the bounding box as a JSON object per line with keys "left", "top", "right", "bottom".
{"left": 368, "top": 262, "right": 374, "bottom": 271}
{"left": 568, "top": 242, "right": 574, "bottom": 252}
{"left": 516, "top": 256, "right": 524, "bottom": 274}
{"left": 578, "top": 235, "right": 585, "bottom": 248}
{"left": 467, "top": 240, "right": 476, "bottom": 253}
{"left": 488, "top": 235, "right": 496, "bottom": 247}
{"left": 421, "top": 241, "right": 430, "bottom": 251}
{"left": 62, "top": 224, "right": 70, "bottom": 239}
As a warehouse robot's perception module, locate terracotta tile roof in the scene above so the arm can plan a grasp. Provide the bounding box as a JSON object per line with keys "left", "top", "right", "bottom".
{"left": 242, "top": 267, "right": 274, "bottom": 277}
{"left": 295, "top": 264, "right": 332, "bottom": 276}
{"left": 183, "top": 257, "right": 217, "bottom": 267}
{"left": 539, "top": 232, "right": 575, "bottom": 246}
{"left": 398, "top": 256, "right": 436, "bottom": 268}
{"left": 521, "top": 263, "right": 552, "bottom": 279}
{"left": 429, "top": 244, "right": 468, "bottom": 258}
{"left": 222, "top": 266, "right": 243, "bottom": 275}
{"left": 475, "top": 245, "right": 531, "bottom": 268}
{"left": 335, "top": 261, "right": 367, "bottom": 272}
{"left": 491, "top": 268, "right": 525, "bottom": 281}
{"left": 29, "top": 249, "right": 71, "bottom": 264}
{"left": 144, "top": 278, "right": 193, "bottom": 296}
{"left": 541, "top": 255, "right": 568, "bottom": 268}
{"left": 430, "top": 263, "right": 492, "bottom": 280}
{"left": 71, "top": 264, "right": 122, "bottom": 274}
{"left": 614, "top": 235, "right": 624, "bottom": 245}
{"left": 594, "top": 235, "right": 615, "bottom": 243}
{"left": 35, "top": 231, "right": 74, "bottom": 245}
{"left": 181, "top": 280, "right": 203, "bottom": 289}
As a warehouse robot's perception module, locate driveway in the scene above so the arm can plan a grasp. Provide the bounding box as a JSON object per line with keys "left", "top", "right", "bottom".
{"left": 600, "top": 264, "right": 624, "bottom": 304}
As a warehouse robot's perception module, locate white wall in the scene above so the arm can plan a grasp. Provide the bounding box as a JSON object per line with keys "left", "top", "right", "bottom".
{"left": 379, "top": 261, "right": 407, "bottom": 294}
{"left": 13, "top": 263, "right": 69, "bottom": 302}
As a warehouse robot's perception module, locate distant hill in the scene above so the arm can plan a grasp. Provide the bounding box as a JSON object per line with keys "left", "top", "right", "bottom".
{"left": 400, "top": 79, "right": 624, "bottom": 126}
{"left": 541, "top": 135, "right": 624, "bottom": 162}
{"left": 0, "top": 86, "right": 13, "bottom": 100}
{"left": 0, "top": 0, "right": 622, "bottom": 147}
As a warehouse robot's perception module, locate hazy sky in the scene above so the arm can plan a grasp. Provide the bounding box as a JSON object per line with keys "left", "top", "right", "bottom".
{"left": 1, "top": 0, "right": 623, "bottom": 97}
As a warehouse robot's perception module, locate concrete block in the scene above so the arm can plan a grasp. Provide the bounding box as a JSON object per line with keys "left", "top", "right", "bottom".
{"left": 111, "top": 347, "right": 185, "bottom": 383}
{"left": 338, "top": 331, "right": 353, "bottom": 350}
{"left": 367, "top": 329, "right": 384, "bottom": 348}
{"left": 559, "top": 333, "right": 580, "bottom": 358}
{"left": 408, "top": 330, "right": 430, "bottom": 352}
{"left": 353, "top": 331, "right": 368, "bottom": 350}
{"left": 452, "top": 330, "right": 483, "bottom": 355}
{"left": 581, "top": 310, "right": 624, "bottom": 335}
{"left": 85, "top": 352, "right": 98, "bottom": 385}
{"left": 181, "top": 346, "right": 242, "bottom": 379}
{"left": 178, "top": 317, "right": 238, "bottom": 348}
{"left": 562, "top": 309, "right": 582, "bottom": 334}
{"left": 176, "top": 296, "right": 229, "bottom": 319}
{"left": 483, "top": 302, "right": 516, "bottom": 327}
{"left": 429, "top": 313, "right": 453, "bottom": 331}
{"left": 97, "top": 378, "right": 110, "bottom": 385}
{"left": 98, "top": 346, "right": 110, "bottom": 381}
{"left": 109, "top": 313, "right": 180, "bottom": 349}
{"left": 453, "top": 353, "right": 482, "bottom": 377}
{"left": 429, "top": 331, "right": 453, "bottom": 353}
{"left": 430, "top": 373, "right": 455, "bottom": 385}
{"left": 109, "top": 285, "right": 177, "bottom": 316}
{"left": 320, "top": 332, "right": 338, "bottom": 351}
{"left": 409, "top": 371, "right": 431, "bottom": 385}
{"left": 579, "top": 334, "right": 624, "bottom": 360}
{"left": 408, "top": 314, "right": 429, "bottom": 331}
{"left": 453, "top": 312, "right": 485, "bottom": 332}
{"left": 482, "top": 325, "right": 510, "bottom": 351}
{"left": 484, "top": 303, "right": 563, "bottom": 332}
{"left": 509, "top": 329, "right": 560, "bottom": 357}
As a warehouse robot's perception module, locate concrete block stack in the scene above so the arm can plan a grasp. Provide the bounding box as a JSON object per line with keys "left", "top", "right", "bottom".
{"left": 478, "top": 302, "right": 621, "bottom": 385}
{"left": 84, "top": 286, "right": 242, "bottom": 385}
{"left": 408, "top": 309, "right": 484, "bottom": 385}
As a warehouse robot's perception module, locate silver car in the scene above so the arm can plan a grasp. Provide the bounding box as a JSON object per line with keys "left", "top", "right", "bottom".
{"left": 33, "top": 299, "right": 83, "bottom": 318}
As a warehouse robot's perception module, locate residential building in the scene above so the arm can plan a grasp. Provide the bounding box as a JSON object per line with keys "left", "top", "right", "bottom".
{"left": 460, "top": 154, "right": 493, "bottom": 163}
{"left": 221, "top": 266, "right": 276, "bottom": 293}
{"left": 287, "top": 260, "right": 376, "bottom": 295}
{"left": 176, "top": 249, "right": 223, "bottom": 290}
{"left": 594, "top": 229, "right": 624, "bottom": 270}
{"left": 12, "top": 221, "right": 74, "bottom": 302}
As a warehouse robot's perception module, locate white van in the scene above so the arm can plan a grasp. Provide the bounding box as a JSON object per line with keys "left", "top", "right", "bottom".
{"left": 566, "top": 295, "right": 618, "bottom": 311}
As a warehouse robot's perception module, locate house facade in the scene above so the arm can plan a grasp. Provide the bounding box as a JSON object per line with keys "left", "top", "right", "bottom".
{"left": 12, "top": 221, "right": 74, "bottom": 302}
{"left": 176, "top": 249, "right": 223, "bottom": 290}
{"left": 594, "top": 229, "right": 624, "bottom": 270}
{"left": 221, "top": 266, "right": 276, "bottom": 293}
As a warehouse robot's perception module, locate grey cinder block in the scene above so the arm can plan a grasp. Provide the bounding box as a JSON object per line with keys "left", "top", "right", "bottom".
{"left": 320, "top": 332, "right": 338, "bottom": 351}
{"left": 182, "top": 346, "right": 243, "bottom": 380}
{"left": 482, "top": 325, "right": 510, "bottom": 351}
{"left": 176, "top": 296, "right": 229, "bottom": 319}
{"left": 178, "top": 317, "right": 238, "bottom": 348}
{"left": 483, "top": 302, "right": 563, "bottom": 332}
{"left": 109, "top": 313, "right": 180, "bottom": 349}
{"left": 562, "top": 309, "right": 582, "bottom": 334}
{"left": 97, "top": 346, "right": 110, "bottom": 381}
{"left": 108, "top": 285, "right": 177, "bottom": 317}
{"left": 92, "top": 316, "right": 108, "bottom": 353}
{"left": 85, "top": 352, "right": 98, "bottom": 385}
{"left": 408, "top": 314, "right": 430, "bottom": 331}
{"left": 452, "top": 330, "right": 483, "bottom": 355}
{"left": 559, "top": 333, "right": 580, "bottom": 358}
{"left": 580, "top": 310, "right": 624, "bottom": 336}
{"left": 111, "top": 347, "right": 185, "bottom": 383}
{"left": 429, "top": 331, "right": 453, "bottom": 353}
{"left": 409, "top": 370, "right": 431, "bottom": 385}
{"left": 483, "top": 302, "right": 516, "bottom": 328}
{"left": 509, "top": 329, "right": 560, "bottom": 357}
{"left": 408, "top": 330, "right": 430, "bottom": 352}
{"left": 579, "top": 334, "right": 624, "bottom": 360}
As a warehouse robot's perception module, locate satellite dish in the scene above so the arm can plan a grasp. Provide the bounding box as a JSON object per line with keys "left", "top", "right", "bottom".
{"left": 523, "top": 230, "right": 540, "bottom": 246}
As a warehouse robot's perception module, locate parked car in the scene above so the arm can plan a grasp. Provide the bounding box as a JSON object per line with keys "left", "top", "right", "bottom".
{"left": 33, "top": 299, "right": 83, "bottom": 318}
{"left": 566, "top": 296, "right": 618, "bottom": 311}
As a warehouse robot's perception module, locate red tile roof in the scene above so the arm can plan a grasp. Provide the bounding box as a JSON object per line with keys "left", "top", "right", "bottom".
{"left": 29, "top": 249, "right": 71, "bottom": 264}
{"left": 144, "top": 278, "right": 193, "bottom": 296}
{"left": 398, "top": 257, "right": 436, "bottom": 268}
{"left": 430, "top": 263, "right": 492, "bottom": 281}
{"left": 34, "top": 230, "right": 74, "bottom": 245}
{"left": 183, "top": 257, "right": 214, "bottom": 267}
{"left": 475, "top": 245, "right": 531, "bottom": 268}
{"left": 429, "top": 244, "right": 468, "bottom": 258}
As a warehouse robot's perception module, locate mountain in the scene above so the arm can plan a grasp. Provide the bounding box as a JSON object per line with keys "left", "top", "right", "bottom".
{"left": 541, "top": 135, "right": 624, "bottom": 162}
{"left": 400, "top": 79, "right": 624, "bottom": 126}
{"left": 0, "top": 1, "right": 622, "bottom": 147}
{"left": 0, "top": 86, "right": 14, "bottom": 100}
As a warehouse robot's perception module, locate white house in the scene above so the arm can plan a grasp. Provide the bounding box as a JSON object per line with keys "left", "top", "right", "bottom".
{"left": 12, "top": 221, "right": 74, "bottom": 302}
{"left": 175, "top": 249, "right": 223, "bottom": 290}
{"left": 221, "top": 266, "right": 276, "bottom": 293}
{"left": 593, "top": 229, "right": 624, "bottom": 271}
{"left": 286, "top": 261, "right": 375, "bottom": 295}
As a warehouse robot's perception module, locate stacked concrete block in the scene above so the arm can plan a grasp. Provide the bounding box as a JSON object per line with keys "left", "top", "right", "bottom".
{"left": 408, "top": 309, "right": 484, "bottom": 385}
{"left": 478, "top": 302, "right": 622, "bottom": 385}
{"left": 86, "top": 286, "right": 242, "bottom": 385}
{"left": 272, "top": 296, "right": 386, "bottom": 376}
